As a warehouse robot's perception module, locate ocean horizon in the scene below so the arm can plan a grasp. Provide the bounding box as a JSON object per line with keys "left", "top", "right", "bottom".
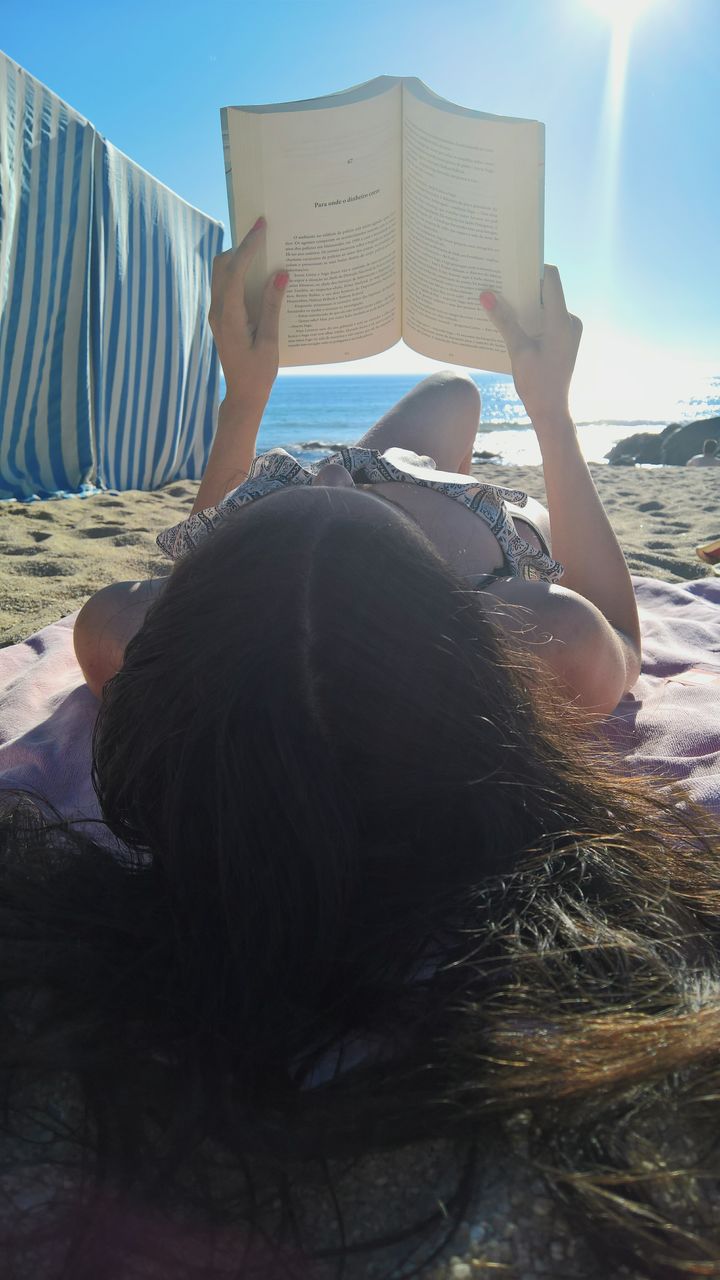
{"left": 247, "top": 373, "right": 720, "bottom": 468}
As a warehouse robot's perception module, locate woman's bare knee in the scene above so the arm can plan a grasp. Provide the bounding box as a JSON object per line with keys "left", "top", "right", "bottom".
{"left": 411, "top": 372, "right": 480, "bottom": 470}
{"left": 356, "top": 370, "right": 480, "bottom": 471}
{"left": 400, "top": 370, "right": 480, "bottom": 421}
{"left": 423, "top": 369, "right": 480, "bottom": 405}
{"left": 433, "top": 373, "right": 481, "bottom": 463}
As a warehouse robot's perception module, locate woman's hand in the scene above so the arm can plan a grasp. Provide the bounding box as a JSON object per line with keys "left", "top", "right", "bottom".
{"left": 189, "top": 221, "right": 288, "bottom": 515}
{"left": 480, "top": 266, "right": 582, "bottom": 435}
{"left": 482, "top": 266, "right": 641, "bottom": 691}
{"left": 209, "top": 217, "right": 289, "bottom": 415}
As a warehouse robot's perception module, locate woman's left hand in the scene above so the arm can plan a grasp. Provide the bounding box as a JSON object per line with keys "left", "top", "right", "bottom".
{"left": 208, "top": 218, "right": 289, "bottom": 415}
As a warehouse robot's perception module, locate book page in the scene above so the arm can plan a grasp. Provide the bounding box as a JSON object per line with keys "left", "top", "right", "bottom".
{"left": 400, "top": 80, "right": 543, "bottom": 374}
{"left": 222, "top": 79, "right": 402, "bottom": 366}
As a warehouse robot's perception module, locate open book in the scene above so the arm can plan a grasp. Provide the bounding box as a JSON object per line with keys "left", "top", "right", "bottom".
{"left": 221, "top": 77, "right": 544, "bottom": 374}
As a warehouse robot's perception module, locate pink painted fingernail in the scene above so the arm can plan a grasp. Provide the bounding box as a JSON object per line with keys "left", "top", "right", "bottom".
{"left": 274, "top": 271, "right": 289, "bottom": 290}
{"left": 479, "top": 291, "right": 496, "bottom": 310}
{"left": 252, "top": 216, "right": 265, "bottom": 231}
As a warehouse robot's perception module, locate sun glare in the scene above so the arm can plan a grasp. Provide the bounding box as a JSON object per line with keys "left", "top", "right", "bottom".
{"left": 583, "top": 0, "right": 659, "bottom": 114}
{"left": 583, "top": 0, "right": 660, "bottom": 295}
{"left": 584, "top": 0, "right": 657, "bottom": 28}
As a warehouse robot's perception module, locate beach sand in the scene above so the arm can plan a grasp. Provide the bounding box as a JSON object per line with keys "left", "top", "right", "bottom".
{"left": 2, "top": 462, "right": 720, "bottom": 647}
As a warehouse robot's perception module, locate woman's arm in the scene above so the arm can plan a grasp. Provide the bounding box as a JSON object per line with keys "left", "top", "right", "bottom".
{"left": 479, "top": 268, "right": 641, "bottom": 709}
{"left": 192, "top": 219, "right": 289, "bottom": 515}
{"left": 74, "top": 222, "right": 288, "bottom": 695}
{"left": 481, "top": 577, "right": 637, "bottom": 714}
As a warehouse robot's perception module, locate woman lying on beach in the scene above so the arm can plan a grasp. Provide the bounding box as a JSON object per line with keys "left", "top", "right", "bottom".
{"left": 73, "top": 217, "right": 641, "bottom": 714}
{"left": 1, "top": 223, "right": 720, "bottom": 1279}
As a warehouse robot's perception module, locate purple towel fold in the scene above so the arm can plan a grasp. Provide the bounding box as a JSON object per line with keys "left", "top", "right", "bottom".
{"left": 606, "top": 577, "right": 720, "bottom": 814}
{"left": 0, "top": 613, "right": 101, "bottom": 825}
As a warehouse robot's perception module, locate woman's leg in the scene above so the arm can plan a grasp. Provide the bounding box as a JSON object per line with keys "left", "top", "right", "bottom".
{"left": 355, "top": 371, "right": 553, "bottom": 553}
{"left": 354, "top": 371, "right": 481, "bottom": 474}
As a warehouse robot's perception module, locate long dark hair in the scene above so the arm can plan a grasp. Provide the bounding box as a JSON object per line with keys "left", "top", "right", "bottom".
{"left": 2, "top": 487, "right": 720, "bottom": 1277}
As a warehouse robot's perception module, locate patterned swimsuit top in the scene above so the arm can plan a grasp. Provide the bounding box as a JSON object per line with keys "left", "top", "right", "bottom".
{"left": 157, "top": 446, "right": 564, "bottom": 584}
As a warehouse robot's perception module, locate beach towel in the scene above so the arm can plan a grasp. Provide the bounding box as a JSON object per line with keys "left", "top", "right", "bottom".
{"left": 2, "top": 578, "right": 720, "bottom": 826}
{"left": 606, "top": 575, "right": 720, "bottom": 815}
{"left": 0, "top": 613, "right": 99, "bottom": 823}
{"left": 0, "top": 52, "right": 223, "bottom": 501}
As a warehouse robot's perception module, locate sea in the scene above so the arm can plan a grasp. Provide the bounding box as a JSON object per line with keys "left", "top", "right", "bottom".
{"left": 248, "top": 372, "right": 720, "bottom": 468}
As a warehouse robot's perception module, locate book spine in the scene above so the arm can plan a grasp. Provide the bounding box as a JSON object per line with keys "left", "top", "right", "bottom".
{"left": 220, "top": 108, "right": 236, "bottom": 244}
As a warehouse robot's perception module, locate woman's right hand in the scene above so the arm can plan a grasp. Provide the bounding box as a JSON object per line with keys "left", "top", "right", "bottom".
{"left": 208, "top": 218, "right": 289, "bottom": 416}
{"left": 480, "top": 266, "right": 582, "bottom": 435}
{"left": 190, "top": 222, "right": 288, "bottom": 516}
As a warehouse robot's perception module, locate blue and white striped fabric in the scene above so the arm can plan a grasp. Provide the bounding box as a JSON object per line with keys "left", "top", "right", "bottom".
{"left": 0, "top": 57, "right": 96, "bottom": 499}
{"left": 0, "top": 52, "right": 223, "bottom": 501}
{"left": 91, "top": 139, "right": 223, "bottom": 493}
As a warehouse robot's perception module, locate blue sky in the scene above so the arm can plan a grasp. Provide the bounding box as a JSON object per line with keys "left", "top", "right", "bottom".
{"left": 3, "top": 0, "right": 719, "bottom": 406}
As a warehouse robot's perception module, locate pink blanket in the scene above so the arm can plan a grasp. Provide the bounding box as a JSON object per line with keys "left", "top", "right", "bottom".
{"left": 0, "top": 613, "right": 101, "bottom": 823}
{"left": 2, "top": 578, "right": 720, "bottom": 828}
{"left": 607, "top": 576, "right": 720, "bottom": 814}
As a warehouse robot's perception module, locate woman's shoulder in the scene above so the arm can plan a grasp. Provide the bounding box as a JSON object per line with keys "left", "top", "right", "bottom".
{"left": 480, "top": 579, "right": 640, "bottom": 712}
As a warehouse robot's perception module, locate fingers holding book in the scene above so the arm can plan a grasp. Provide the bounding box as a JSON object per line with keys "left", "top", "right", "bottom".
{"left": 209, "top": 218, "right": 289, "bottom": 411}
{"left": 211, "top": 216, "right": 266, "bottom": 301}
{"left": 480, "top": 267, "right": 582, "bottom": 435}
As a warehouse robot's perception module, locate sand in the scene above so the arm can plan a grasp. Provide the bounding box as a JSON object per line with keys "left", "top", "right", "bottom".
{"left": 2, "top": 462, "right": 720, "bottom": 648}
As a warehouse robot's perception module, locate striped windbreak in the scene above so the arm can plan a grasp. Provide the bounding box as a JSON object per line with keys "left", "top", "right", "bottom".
{"left": 0, "top": 51, "right": 223, "bottom": 500}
